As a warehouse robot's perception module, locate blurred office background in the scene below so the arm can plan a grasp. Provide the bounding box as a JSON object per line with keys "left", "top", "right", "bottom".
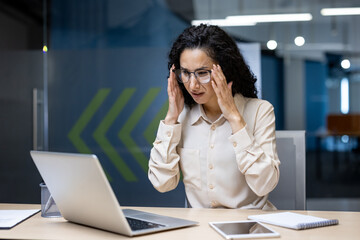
{"left": 0, "top": 0, "right": 359, "bottom": 210}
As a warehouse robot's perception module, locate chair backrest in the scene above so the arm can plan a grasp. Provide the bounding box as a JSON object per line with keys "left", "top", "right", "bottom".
{"left": 268, "top": 130, "right": 306, "bottom": 210}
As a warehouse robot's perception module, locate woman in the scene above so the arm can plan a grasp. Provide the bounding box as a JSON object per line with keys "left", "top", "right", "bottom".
{"left": 148, "top": 24, "right": 280, "bottom": 209}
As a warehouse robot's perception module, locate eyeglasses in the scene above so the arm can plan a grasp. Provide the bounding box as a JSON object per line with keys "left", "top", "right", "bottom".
{"left": 172, "top": 69, "right": 212, "bottom": 84}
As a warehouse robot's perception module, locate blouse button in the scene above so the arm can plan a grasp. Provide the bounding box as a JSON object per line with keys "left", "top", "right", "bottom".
{"left": 211, "top": 201, "right": 217, "bottom": 207}
{"left": 166, "top": 131, "right": 171, "bottom": 137}
{"left": 211, "top": 125, "right": 216, "bottom": 131}
{"left": 209, "top": 184, "right": 214, "bottom": 190}
{"left": 233, "top": 142, "right": 237, "bottom": 147}
{"left": 209, "top": 164, "right": 213, "bottom": 170}
{"left": 210, "top": 144, "right": 214, "bottom": 149}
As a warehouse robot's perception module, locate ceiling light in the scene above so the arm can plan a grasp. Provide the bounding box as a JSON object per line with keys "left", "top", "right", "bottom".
{"left": 294, "top": 36, "right": 305, "bottom": 46}
{"left": 267, "top": 40, "right": 278, "bottom": 50}
{"left": 341, "top": 59, "right": 351, "bottom": 69}
{"left": 226, "top": 13, "right": 312, "bottom": 23}
{"left": 191, "top": 19, "right": 256, "bottom": 27}
{"left": 321, "top": 8, "right": 360, "bottom": 16}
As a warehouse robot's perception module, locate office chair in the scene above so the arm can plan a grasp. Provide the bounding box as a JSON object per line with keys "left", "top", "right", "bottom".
{"left": 268, "top": 130, "right": 306, "bottom": 210}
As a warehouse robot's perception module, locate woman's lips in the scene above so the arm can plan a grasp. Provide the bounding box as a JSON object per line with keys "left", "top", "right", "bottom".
{"left": 191, "top": 92, "right": 204, "bottom": 100}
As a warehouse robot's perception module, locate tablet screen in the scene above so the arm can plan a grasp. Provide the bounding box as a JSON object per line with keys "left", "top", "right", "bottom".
{"left": 209, "top": 221, "right": 279, "bottom": 239}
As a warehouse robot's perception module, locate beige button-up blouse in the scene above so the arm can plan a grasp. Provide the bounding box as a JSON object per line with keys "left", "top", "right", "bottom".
{"left": 148, "top": 94, "right": 280, "bottom": 209}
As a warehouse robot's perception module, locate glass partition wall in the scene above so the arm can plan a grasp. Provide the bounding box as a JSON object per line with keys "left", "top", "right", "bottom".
{"left": 46, "top": 0, "right": 188, "bottom": 206}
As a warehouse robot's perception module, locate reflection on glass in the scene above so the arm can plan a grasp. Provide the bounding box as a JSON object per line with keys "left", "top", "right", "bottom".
{"left": 215, "top": 221, "right": 272, "bottom": 235}
{"left": 340, "top": 77, "right": 349, "bottom": 114}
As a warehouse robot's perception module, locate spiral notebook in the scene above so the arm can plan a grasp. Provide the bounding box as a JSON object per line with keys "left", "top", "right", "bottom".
{"left": 248, "top": 212, "right": 339, "bottom": 230}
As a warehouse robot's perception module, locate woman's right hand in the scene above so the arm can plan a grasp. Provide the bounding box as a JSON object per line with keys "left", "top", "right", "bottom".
{"left": 164, "top": 65, "right": 184, "bottom": 125}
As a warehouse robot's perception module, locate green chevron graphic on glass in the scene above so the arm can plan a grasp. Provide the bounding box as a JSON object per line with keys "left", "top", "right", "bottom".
{"left": 143, "top": 100, "right": 168, "bottom": 145}
{"left": 68, "top": 88, "right": 110, "bottom": 154}
{"left": 93, "top": 88, "right": 137, "bottom": 182}
{"left": 118, "top": 88, "right": 161, "bottom": 173}
{"left": 68, "top": 88, "right": 113, "bottom": 181}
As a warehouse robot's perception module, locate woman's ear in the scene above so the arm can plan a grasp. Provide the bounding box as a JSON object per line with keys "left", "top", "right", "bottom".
{"left": 227, "top": 81, "right": 233, "bottom": 91}
{"left": 228, "top": 81, "right": 236, "bottom": 96}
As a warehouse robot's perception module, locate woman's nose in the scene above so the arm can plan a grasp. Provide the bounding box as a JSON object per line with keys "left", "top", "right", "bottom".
{"left": 189, "top": 74, "right": 200, "bottom": 89}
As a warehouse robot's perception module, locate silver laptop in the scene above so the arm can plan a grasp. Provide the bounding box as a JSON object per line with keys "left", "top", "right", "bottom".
{"left": 30, "top": 151, "right": 197, "bottom": 236}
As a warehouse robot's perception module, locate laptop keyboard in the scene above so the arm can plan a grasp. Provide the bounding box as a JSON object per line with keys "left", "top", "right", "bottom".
{"left": 126, "top": 217, "right": 165, "bottom": 231}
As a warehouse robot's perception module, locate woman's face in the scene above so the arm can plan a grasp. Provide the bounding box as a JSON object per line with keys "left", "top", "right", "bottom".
{"left": 179, "top": 48, "right": 218, "bottom": 107}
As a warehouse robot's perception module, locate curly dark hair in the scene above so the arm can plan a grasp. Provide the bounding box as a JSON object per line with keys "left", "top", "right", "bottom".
{"left": 168, "top": 24, "right": 258, "bottom": 107}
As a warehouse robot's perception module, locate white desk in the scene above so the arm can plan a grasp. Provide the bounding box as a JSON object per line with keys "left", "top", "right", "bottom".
{"left": 1, "top": 204, "right": 360, "bottom": 239}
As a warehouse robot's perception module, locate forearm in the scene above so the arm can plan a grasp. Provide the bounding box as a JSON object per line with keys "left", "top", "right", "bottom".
{"left": 231, "top": 128, "right": 279, "bottom": 196}
{"left": 227, "top": 112, "right": 246, "bottom": 134}
{"left": 229, "top": 105, "right": 280, "bottom": 196}
{"left": 148, "top": 152, "right": 180, "bottom": 193}
{"left": 148, "top": 121, "right": 182, "bottom": 192}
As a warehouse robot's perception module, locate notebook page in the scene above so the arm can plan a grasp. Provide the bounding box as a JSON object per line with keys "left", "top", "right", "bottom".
{"left": 0, "top": 209, "right": 40, "bottom": 229}
{"left": 248, "top": 212, "right": 338, "bottom": 230}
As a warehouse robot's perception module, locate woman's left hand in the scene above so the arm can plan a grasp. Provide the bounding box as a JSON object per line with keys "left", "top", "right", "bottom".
{"left": 211, "top": 64, "right": 246, "bottom": 133}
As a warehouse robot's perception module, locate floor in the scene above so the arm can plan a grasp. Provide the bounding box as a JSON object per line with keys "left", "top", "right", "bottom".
{"left": 306, "top": 149, "right": 360, "bottom": 211}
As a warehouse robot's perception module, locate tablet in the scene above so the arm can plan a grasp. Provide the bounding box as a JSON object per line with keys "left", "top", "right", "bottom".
{"left": 209, "top": 220, "right": 280, "bottom": 239}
